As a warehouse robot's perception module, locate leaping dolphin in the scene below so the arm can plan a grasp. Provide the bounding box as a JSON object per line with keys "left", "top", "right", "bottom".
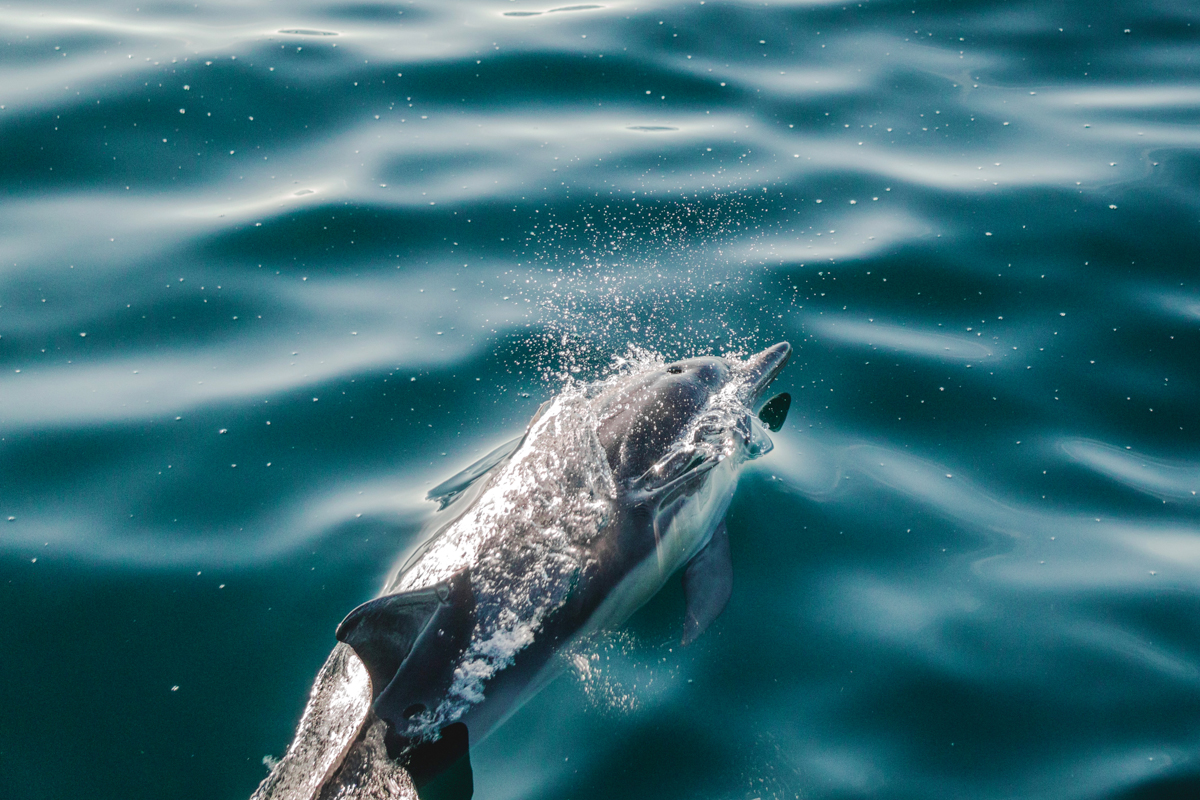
{"left": 251, "top": 342, "right": 792, "bottom": 800}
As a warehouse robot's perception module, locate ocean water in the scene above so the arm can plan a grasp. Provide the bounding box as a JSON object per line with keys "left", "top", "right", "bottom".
{"left": 2, "top": 1, "right": 1199, "bottom": 798}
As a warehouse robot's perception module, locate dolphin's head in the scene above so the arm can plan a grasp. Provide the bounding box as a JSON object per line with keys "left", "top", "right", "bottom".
{"left": 594, "top": 342, "right": 792, "bottom": 487}
{"left": 595, "top": 355, "right": 730, "bottom": 481}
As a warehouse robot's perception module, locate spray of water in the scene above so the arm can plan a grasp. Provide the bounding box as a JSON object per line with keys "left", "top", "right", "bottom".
{"left": 504, "top": 191, "right": 782, "bottom": 384}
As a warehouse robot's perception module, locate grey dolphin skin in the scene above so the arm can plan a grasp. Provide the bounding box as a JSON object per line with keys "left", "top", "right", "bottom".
{"left": 251, "top": 343, "right": 792, "bottom": 800}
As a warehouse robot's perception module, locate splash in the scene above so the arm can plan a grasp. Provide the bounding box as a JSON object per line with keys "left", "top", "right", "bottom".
{"left": 568, "top": 631, "right": 646, "bottom": 715}
{"left": 567, "top": 630, "right": 688, "bottom": 717}
{"left": 507, "top": 191, "right": 779, "bottom": 384}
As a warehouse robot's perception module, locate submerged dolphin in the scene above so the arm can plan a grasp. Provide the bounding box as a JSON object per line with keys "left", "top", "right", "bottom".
{"left": 252, "top": 343, "right": 792, "bottom": 800}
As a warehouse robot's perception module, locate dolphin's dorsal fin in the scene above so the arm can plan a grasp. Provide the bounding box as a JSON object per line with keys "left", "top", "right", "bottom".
{"left": 426, "top": 437, "right": 523, "bottom": 509}
{"left": 681, "top": 521, "right": 733, "bottom": 645}
{"left": 335, "top": 585, "right": 444, "bottom": 698}
{"left": 374, "top": 569, "right": 476, "bottom": 743}
{"left": 336, "top": 568, "right": 473, "bottom": 703}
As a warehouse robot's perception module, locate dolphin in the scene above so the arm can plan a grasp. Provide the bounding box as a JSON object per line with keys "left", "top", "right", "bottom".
{"left": 251, "top": 342, "right": 792, "bottom": 800}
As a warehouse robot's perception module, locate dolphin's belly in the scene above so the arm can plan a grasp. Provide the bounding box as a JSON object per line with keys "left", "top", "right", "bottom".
{"left": 464, "top": 458, "right": 742, "bottom": 743}
{"left": 585, "top": 456, "right": 740, "bottom": 637}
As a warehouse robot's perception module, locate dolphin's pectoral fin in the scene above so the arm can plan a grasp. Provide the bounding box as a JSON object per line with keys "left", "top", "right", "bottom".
{"left": 426, "top": 436, "right": 523, "bottom": 509}
{"left": 335, "top": 588, "right": 442, "bottom": 698}
{"left": 403, "top": 722, "right": 473, "bottom": 800}
{"left": 374, "top": 569, "right": 476, "bottom": 744}
{"left": 681, "top": 521, "right": 733, "bottom": 645}
{"left": 758, "top": 392, "right": 791, "bottom": 432}
{"left": 425, "top": 400, "right": 553, "bottom": 509}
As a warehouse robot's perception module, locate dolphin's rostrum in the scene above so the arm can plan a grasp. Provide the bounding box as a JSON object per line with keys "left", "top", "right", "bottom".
{"left": 252, "top": 343, "right": 792, "bottom": 800}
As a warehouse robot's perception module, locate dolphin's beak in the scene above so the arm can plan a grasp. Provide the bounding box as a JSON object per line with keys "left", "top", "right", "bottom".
{"left": 738, "top": 342, "right": 792, "bottom": 403}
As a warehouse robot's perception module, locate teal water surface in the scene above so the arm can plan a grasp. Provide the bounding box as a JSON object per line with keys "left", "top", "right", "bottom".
{"left": 2, "top": 1, "right": 1200, "bottom": 799}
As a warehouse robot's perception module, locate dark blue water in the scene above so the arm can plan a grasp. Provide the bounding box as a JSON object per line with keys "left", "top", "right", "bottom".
{"left": 3, "top": 1, "right": 1200, "bottom": 798}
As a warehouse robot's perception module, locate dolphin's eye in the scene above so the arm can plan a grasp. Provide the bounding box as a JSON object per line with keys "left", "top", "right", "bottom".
{"left": 666, "top": 365, "right": 683, "bottom": 374}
